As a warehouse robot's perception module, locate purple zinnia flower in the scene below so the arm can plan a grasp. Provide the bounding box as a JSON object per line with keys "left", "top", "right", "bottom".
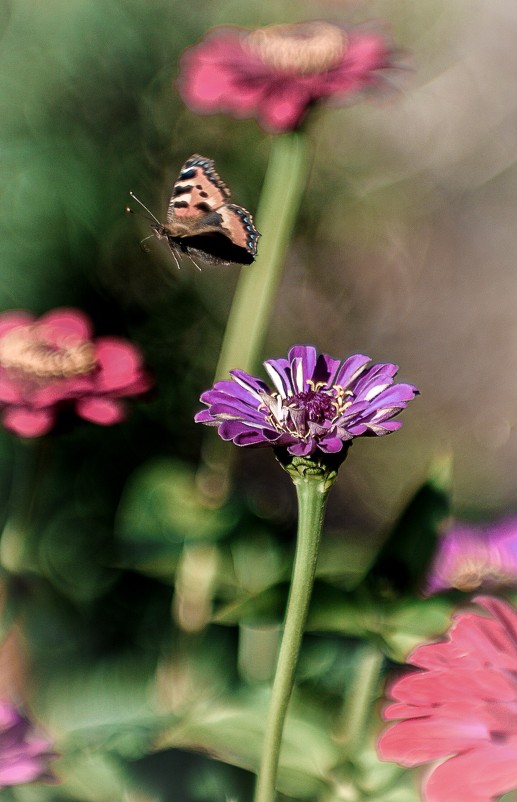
{"left": 426, "top": 517, "right": 517, "bottom": 595}
{"left": 0, "top": 702, "right": 56, "bottom": 787}
{"left": 195, "top": 345, "right": 418, "bottom": 457}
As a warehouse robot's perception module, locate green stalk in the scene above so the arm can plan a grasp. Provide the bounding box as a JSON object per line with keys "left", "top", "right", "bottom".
{"left": 0, "top": 440, "right": 44, "bottom": 573}
{"left": 335, "top": 643, "right": 384, "bottom": 755}
{"left": 215, "top": 131, "right": 309, "bottom": 381}
{"left": 254, "top": 468, "right": 332, "bottom": 802}
{"left": 198, "top": 132, "right": 310, "bottom": 498}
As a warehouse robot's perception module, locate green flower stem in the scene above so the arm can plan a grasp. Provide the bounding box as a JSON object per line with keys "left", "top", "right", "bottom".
{"left": 198, "top": 133, "right": 310, "bottom": 499}
{"left": 215, "top": 131, "right": 309, "bottom": 381}
{"left": 335, "top": 643, "right": 384, "bottom": 755}
{"left": 254, "top": 468, "right": 332, "bottom": 802}
{"left": 0, "top": 440, "right": 44, "bottom": 573}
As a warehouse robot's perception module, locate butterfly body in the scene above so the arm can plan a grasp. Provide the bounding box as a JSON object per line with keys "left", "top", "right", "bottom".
{"left": 152, "top": 154, "right": 260, "bottom": 266}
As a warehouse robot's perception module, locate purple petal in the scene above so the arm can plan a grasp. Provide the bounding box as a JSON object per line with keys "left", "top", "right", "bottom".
{"left": 229, "top": 369, "right": 271, "bottom": 399}
{"left": 367, "top": 382, "right": 419, "bottom": 406}
{"left": 288, "top": 345, "right": 317, "bottom": 391}
{"left": 335, "top": 354, "right": 372, "bottom": 388}
{"left": 312, "top": 353, "right": 342, "bottom": 387}
{"left": 263, "top": 357, "right": 294, "bottom": 397}
{"left": 199, "top": 384, "right": 262, "bottom": 409}
{"left": 364, "top": 420, "right": 403, "bottom": 435}
{"left": 234, "top": 429, "right": 279, "bottom": 446}
{"left": 318, "top": 435, "right": 347, "bottom": 453}
{"left": 287, "top": 345, "right": 317, "bottom": 373}
{"left": 200, "top": 395, "right": 266, "bottom": 423}
{"left": 218, "top": 420, "right": 269, "bottom": 442}
{"left": 352, "top": 364, "right": 399, "bottom": 398}
{"left": 346, "top": 421, "right": 369, "bottom": 435}
{"left": 288, "top": 439, "right": 316, "bottom": 456}
{"left": 194, "top": 409, "right": 218, "bottom": 424}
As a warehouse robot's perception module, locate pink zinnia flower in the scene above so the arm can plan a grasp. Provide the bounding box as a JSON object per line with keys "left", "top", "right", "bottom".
{"left": 0, "top": 308, "right": 151, "bottom": 437}
{"left": 178, "top": 20, "right": 396, "bottom": 133}
{"left": 378, "top": 596, "right": 517, "bottom": 802}
{"left": 0, "top": 702, "right": 56, "bottom": 786}
{"left": 426, "top": 518, "right": 517, "bottom": 595}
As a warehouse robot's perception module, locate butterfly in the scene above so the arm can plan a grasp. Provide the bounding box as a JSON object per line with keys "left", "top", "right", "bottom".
{"left": 129, "top": 154, "right": 260, "bottom": 268}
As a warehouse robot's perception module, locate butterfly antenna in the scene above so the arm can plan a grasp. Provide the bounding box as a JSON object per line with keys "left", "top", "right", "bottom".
{"left": 187, "top": 254, "right": 203, "bottom": 272}
{"left": 170, "top": 248, "right": 182, "bottom": 271}
{"left": 127, "top": 191, "right": 161, "bottom": 225}
{"left": 138, "top": 234, "right": 154, "bottom": 253}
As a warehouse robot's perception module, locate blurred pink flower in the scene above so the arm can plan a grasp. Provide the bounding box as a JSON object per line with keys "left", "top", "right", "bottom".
{"left": 0, "top": 308, "right": 151, "bottom": 437}
{"left": 426, "top": 518, "right": 517, "bottom": 594}
{"left": 0, "top": 702, "right": 56, "bottom": 786}
{"left": 178, "top": 20, "right": 396, "bottom": 133}
{"left": 378, "top": 596, "right": 517, "bottom": 802}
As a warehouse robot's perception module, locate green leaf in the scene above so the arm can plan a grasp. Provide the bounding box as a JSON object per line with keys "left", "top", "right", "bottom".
{"left": 308, "top": 588, "right": 454, "bottom": 661}
{"left": 116, "top": 459, "right": 240, "bottom": 568}
{"left": 366, "top": 455, "right": 452, "bottom": 597}
{"left": 35, "top": 653, "right": 163, "bottom": 757}
{"left": 215, "top": 580, "right": 454, "bottom": 661}
{"left": 156, "top": 688, "right": 341, "bottom": 799}
{"left": 213, "top": 582, "right": 288, "bottom": 625}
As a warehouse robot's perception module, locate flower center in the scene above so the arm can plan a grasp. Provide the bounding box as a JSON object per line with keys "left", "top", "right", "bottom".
{"left": 288, "top": 389, "right": 336, "bottom": 424}
{"left": 262, "top": 382, "right": 352, "bottom": 440}
{"left": 245, "top": 21, "right": 348, "bottom": 75}
{"left": 451, "top": 560, "right": 516, "bottom": 592}
{"left": 0, "top": 324, "right": 97, "bottom": 381}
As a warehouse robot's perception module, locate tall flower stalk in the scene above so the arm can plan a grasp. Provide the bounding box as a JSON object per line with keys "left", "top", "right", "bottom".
{"left": 198, "top": 133, "right": 310, "bottom": 495}
{"left": 254, "top": 458, "right": 335, "bottom": 802}
{"left": 214, "top": 132, "right": 309, "bottom": 383}
{"left": 0, "top": 440, "right": 44, "bottom": 573}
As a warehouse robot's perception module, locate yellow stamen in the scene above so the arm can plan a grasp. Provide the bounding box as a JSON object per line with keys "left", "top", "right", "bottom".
{"left": 0, "top": 325, "right": 97, "bottom": 380}
{"left": 245, "top": 21, "right": 348, "bottom": 75}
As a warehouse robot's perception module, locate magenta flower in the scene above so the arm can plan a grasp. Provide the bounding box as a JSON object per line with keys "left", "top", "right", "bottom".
{"left": 378, "top": 596, "right": 517, "bottom": 802}
{"left": 178, "top": 20, "right": 396, "bottom": 133}
{"left": 0, "top": 702, "right": 56, "bottom": 786}
{"left": 195, "top": 345, "right": 418, "bottom": 457}
{"left": 426, "top": 518, "right": 517, "bottom": 595}
{"left": 0, "top": 308, "right": 151, "bottom": 437}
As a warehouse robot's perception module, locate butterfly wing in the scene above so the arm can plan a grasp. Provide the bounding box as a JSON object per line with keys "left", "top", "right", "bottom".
{"left": 160, "top": 153, "right": 260, "bottom": 265}
{"left": 166, "top": 154, "right": 230, "bottom": 223}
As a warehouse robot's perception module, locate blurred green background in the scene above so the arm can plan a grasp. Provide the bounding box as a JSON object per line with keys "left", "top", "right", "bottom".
{"left": 0, "top": 0, "right": 515, "bottom": 800}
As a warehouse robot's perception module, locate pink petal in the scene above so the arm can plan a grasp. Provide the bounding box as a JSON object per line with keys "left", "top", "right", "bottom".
{"left": 0, "top": 375, "right": 23, "bottom": 404}
{"left": 258, "top": 87, "right": 309, "bottom": 132}
{"left": 2, "top": 407, "right": 55, "bottom": 437}
{"left": 0, "top": 311, "right": 34, "bottom": 338}
{"left": 76, "top": 396, "right": 125, "bottom": 425}
{"left": 378, "top": 715, "right": 490, "bottom": 766}
{"left": 387, "top": 666, "right": 517, "bottom": 706}
{"left": 38, "top": 308, "right": 92, "bottom": 342}
{"left": 326, "top": 32, "right": 392, "bottom": 95}
{"left": 93, "top": 338, "right": 145, "bottom": 393}
{"left": 424, "top": 745, "right": 517, "bottom": 802}
{"left": 180, "top": 34, "right": 263, "bottom": 113}
{"left": 0, "top": 756, "right": 47, "bottom": 784}
{"left": 32, "top": 376, "right": 93, "bottom": 407}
